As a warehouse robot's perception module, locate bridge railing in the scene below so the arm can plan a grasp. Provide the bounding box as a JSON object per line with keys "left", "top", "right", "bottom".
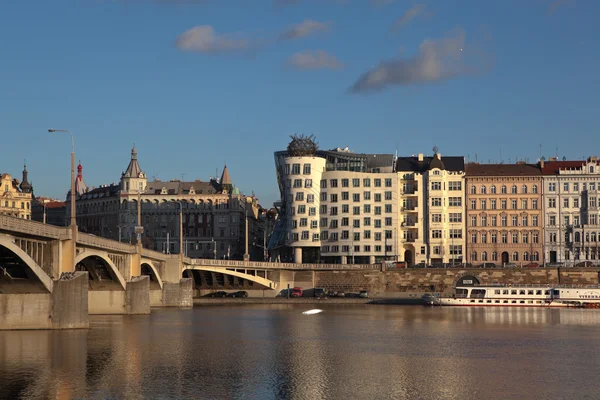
{"left": 77, "top": 233, "right": 136, "bottom": 253}
{"left": 0, "top": 215, "right": 66, "bottom": 239}
{"left": 189, "top": 258, "right": 380, "bottom": 270}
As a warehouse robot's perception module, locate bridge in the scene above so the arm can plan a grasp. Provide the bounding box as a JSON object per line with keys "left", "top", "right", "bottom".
{"left": 0, "top": 216, "right": 377, "bottom": 330}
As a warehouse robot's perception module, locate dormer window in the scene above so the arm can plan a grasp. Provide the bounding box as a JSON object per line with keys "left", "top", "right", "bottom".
{"left": 591, "top": 166, "right": 595, "bottom": 173}
{"left": 161, "top": 187, "right": 167, "bottom": 194}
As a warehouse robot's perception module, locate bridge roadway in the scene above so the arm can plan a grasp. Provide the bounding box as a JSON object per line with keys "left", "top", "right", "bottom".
{"left": 0, "top": 216, "right": 378, "bottom": 330}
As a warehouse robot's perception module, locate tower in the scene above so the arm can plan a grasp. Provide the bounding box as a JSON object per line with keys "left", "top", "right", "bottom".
{"left": 19, "top": 162, "right": 32, "bottom": 193}
{"left": 220, "top": 165, "right": 233, "bottom": 194}
{"left": 121, "top": 145, "right": 147, "bottom": 194}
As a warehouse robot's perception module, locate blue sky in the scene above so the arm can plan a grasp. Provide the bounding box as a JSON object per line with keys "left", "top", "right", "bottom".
{"left": 0, "top": 0, "right": 596, "bottom": 206}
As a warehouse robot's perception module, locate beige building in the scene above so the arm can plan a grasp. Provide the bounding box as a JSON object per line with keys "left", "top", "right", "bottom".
{"left": 0, "top": 164, "right": 33, "bottom": 219}
{"left": 465, "top": 163, "right": 543, "bottom": 266}
{"left": 72, "top": 146, "right": 269, "bottom": 260}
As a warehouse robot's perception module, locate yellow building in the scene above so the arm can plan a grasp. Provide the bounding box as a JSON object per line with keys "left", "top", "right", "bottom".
{"left": 0, "top": 164, "right": 33, "bottom": 219}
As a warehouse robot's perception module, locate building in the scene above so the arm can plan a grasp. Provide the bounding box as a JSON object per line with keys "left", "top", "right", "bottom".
{"left": 396, "top": 151, "right": 466, "bottom": 266}
{"left": 271, "top": 136, "right": 465, "bottom": 265}
{"left": 465, "top": 163, "right": 543, "bottom": 266}
{"left": 541, "top": 156, "right": 600, "bottom": 264}
{"left": 31, "top": 197, "right": 67, "bottom": 226}
{"left": 72, "top": 146, "right": 267, "bottom": 260}
{"left": 0, "top": 164, "right": 33, "bottom": 219}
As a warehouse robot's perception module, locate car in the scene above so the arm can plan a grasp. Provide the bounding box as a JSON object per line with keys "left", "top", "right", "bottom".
{"left": 291, "top": 287, "right": 303, "bottom": 298}
{"left": 524, "top": 263, "right": 540, "bottom": 268}
{"left": 227, "top": 291, "right": 248, "bottom": 298}
{"left": 359, "top": 290, "right": 369, "bottom": 298}
{"left": 481, "top": 263, "right": 497, "bottom": 268}
{"left": 206, "top": 291, "right": 227, "bottom": 298}
{"left": 313, "top": 288, "right": 326, "bottom": 298}
{"left": 336, "top": 291, "right": 345, "bottom": 298}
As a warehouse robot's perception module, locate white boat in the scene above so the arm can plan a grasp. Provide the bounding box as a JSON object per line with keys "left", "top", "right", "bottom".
{"left": 423, "top": 285, "right": 600, "bottom": 308}
{"left": 302, "top": 309, "right": 323, "bottom": 315}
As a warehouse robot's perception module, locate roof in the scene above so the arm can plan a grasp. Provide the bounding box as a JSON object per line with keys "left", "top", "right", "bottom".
{"left": 145, "top": 180, "right": 221, "bottom": 195}
{"left": 396, "top": 155, "right": 465, "bottom": 172}
{"left": 123, "top": 146, "right": 144, "bottom": 178}
{"left": 465, "top": 163, "right": 542, "bottom": 177}
{"left": 365, "top": 154, "right": 395, "bottom": 169}
{"left": 540, "top": 160, "right": 597, "bottom": 175}
{"left": 220, "top": 165, "right": 232, "bottom": 186}
{"left": 45, "top": 201, "right": 66, "bottom": 209}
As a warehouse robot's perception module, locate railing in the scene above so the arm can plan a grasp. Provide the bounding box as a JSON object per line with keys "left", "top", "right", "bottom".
{"left": 189, "top": 258, "right": 381, "bottom": 270}
{"left": 77, "top": 233, "right": 136, "bottom": 253}
{"left": 0, "top": 215, "right": 66, "bottom": 239}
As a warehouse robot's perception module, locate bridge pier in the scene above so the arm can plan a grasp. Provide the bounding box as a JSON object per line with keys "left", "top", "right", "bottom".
{"left": 88, "top": 276, "right": 150, "bottom": 315}
{"left": 150, "top": 279, "right": 193, "bottom": 308}
{"left": 0, "top": 272, "right": 89, "bottom": 330}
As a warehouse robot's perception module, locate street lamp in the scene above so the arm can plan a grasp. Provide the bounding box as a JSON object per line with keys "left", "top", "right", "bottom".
{"left": 174, "top": 201, "right": 184, "bottom": 266}
{"left": 49, "top": 128, "right": 76, "bottom": 271}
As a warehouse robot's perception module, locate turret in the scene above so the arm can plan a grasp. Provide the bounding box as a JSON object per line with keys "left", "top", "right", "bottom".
{"left": 120, "top": 145, "right": 147, "bottom": 193}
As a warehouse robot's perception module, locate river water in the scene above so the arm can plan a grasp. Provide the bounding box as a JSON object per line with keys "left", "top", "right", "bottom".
{"left": 2, "top": 305, "right": 600, "bottom": 400}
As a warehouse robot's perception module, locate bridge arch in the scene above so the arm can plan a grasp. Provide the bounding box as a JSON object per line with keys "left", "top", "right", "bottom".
{"left": 141, "top": 259, "right": 163, "bottom": 289}
{"left": 75, "top": 250, "right": 126, "bottom": 290}
{"left": 0, "top": 235, "right": 53, "bottom": 293}
{"left": 185, "top": 266, "right": 275, "bottom": 290}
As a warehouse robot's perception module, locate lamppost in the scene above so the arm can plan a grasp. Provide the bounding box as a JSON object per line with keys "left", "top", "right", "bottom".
{"left": 244, "top": 207, "right": 249, "bottom": 261}
{"left": 48, "top": 128, "right": 76, "bottom": 270}
{"left": 117, "top": 225, "right": 125, "bottom": 242}
{"left": 174, "top": 201, "right": 184, "bottom": 266}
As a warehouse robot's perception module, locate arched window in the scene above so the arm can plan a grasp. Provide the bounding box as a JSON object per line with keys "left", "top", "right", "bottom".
{"left": 521, "top": 185, "right": 528, "bottom": 194}
{"left": 586, "top": 232, "right": 590, "bottom": 242}
{"left": 491, "top": 251, "right": 498, "bottom": 261}
{"left": 592, "top": 232, "right": 597, "bottom": 242}
{"left": 512, "top": 252, "right": 519, "bottom": 261}
{"left": 501, "top": 185, "right": 507, "bottom": 194}
{"left": 482, "top": 251, "right": 488, "bottom": 261}
{"left": 533, "top": 252, "right": 539, "bottom": 261}
{"left": 471, "top": 251, "right": 478, "bottom": 262}
{"left": 523, "top": 252, "right": 529, "bottom": 261}
{"left": 490, "top": 185, "right": 497, "bottom": 194}
{"left": 575, "top": 232, "right": 581, "bottom": 242}
{"left": 511, "top": 185, "right": 517, "bottom": 194}
{"left": 470, "top": 186, "right": 476, "bottom": 194}
{"left": 481, "top": 185, "right": 487, "bottom": 194}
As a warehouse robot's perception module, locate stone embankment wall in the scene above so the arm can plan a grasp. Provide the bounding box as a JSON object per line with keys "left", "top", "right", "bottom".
{"left": 314, "top": 268, "right": 600, "bottom": 296}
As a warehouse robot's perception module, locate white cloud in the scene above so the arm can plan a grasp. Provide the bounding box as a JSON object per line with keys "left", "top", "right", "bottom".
{"left": 288, "top": 50, "right": 343, "bottom": 70}
{"left": 394, "top": 4, "right": 425, "bottom": 29}
{"left": 350, "top": 30, "right": 487, "bottom": 93}
{"left": 175, "top": 25, "right": 249, "bottom": 54}
{"left": 279, "top": 20, "right": 330, "bottom": 41}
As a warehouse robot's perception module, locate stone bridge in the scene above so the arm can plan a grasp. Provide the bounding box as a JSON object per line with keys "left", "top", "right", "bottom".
{"left": 0, "top": 216, "right": 378, "bottom": 329}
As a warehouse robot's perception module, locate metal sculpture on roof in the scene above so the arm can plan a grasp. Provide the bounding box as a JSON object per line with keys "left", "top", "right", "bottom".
{"left": 287, "top": 134, "right": 318, "bottom": 156}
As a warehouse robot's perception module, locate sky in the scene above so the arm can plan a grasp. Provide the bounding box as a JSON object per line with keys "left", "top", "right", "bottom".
{"left": 0, "top": 0, "right": 597, "bottom": 207}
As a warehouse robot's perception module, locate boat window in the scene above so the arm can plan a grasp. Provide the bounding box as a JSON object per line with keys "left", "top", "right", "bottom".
{"left": 495, "top": 290, "right": 501, "bottom": 295}
{"left": 553, "top": 290, "right": 560, "bottom": 296}
{"left": 519, "top": 290, "right": 526, "bottom": 295}
{"left": 528, "top": 301, "right": 533, "bottom": 303}
{"left": 511, "top": 300, "right": 516, "bottom": 303}
{"left": 536, "top": 290, "right": 542, "bottom": 295}
{"left": 487, "top": 300, "right": 492, "bottom": 303}
{"left": 503, "top": 290, "right": 509, "bottom": 295}
{"left": 536, "top": 301, "right": 541, "bottom": 304}
{"left": 503, "top": 300, "right": 508, "bottom": 303}
{"left": 456, "top": 288, "right": 468, "bottom": 298}
{"left": 495, "top": 300, "right": 500, "bottom": 303}
{"left": 511, "top": 290, "right": 517, "bottom": 295}
{"left": 470, "top": 289, "right": 486, "bottom": 298}
{"left": 470, "top": 300, "right": 475, "bottom": 303}
{"left": 527, "top": 290, "right": 534, "bottom": 295}
{"left": 520, "top": 300, "right": 525, "bottom": 304}
{"left": 478, "top": 300, "right": 484, "bottom": 303}
{"left": 545, "top": 290, "right": 550, "bottom": 295}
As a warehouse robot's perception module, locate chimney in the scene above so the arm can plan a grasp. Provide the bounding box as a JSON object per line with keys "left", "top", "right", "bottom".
{"left": 418, "top": 153, "right": 424, "bottom": 161}
{"left": 540, "top": 159, "right": 545, "bottom": 169}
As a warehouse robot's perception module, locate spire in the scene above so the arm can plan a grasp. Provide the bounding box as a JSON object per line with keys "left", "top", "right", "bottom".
{"left": 220, "top": 165, "right": 233, "bottom": 193}
{"left": 19, "top": 161, "right": 32, "bottom": 193}
{"left": 75, "top": 161, "right": 88, "bottom": 196}
{"left": 123, "top": 145, "right": 143, "bottom": 178}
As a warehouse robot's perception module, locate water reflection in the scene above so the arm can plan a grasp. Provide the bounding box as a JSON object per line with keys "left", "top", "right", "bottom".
{"left": 2, "top": 306, "right": 600, "bottom": 400}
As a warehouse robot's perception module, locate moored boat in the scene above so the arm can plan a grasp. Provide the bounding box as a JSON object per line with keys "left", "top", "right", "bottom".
{"left": 423, "top": 285, "right": 600, "bottom": 308}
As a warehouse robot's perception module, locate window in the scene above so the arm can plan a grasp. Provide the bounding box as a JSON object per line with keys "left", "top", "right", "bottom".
{"left": 549, "top": 198, "right": 556, "bottom": 208}
{"left": 354, "top": 232, "right": 360, "bottom": 241}
{"left": 364, "top": 191, "right": 371, "bottom": 200}
{"left": 433, "top": 230, "right": 443, "bottom": 239}
{"left": 298, "top": 205, "right": 306, "bottom": 214}
{"left": 491, "top": 233, "right": 497, "bottom": 243}
{"left": 385, "top": 217, "right": 392, "bottom": 226}
{"left": 532, "top": 185, "right": 538, "bottom": 194}
{"left": 549, "top": 182, "right": 556, "bottom": 192}
{"left": 563, "top": 182, "right": 569, "bottom": 192}
{"left": 481, "top": 215, "right": 487, "bottom": 226}
{"left": 512, "top": 252, "right": 519, "bottom": 261}
{"left": 449, "top": 229, "right": 462, "bottom": 238}
{"left": 301, "top": 231, "right": 309, "bottom": 240}
{"left": 563, "top": 198, "right": 569, "bottom": 208}
{"left": 522, "top": 233, "right": 529, "bottom": 244}
{"left": 491, "top": 200, "right": 497, "bottom": 209}
{"left": 374, "top": 179, "right": 381, "bottom": 187}
{"left": 295, "top": 192, "right": 304, "bottom": 201}
{"left": 364, "top": 204, "right": 371, "bottom": 213}
{"left": 549, "top": 216, "right": 556, "bottom": 226}
{"left": 432, "top": 182, "right": 442, "bottom": 190}
{"left": 522, "top": 216, "right": 528, "bottom": 226}
{"left": 342, "top": 231, "right": 349, "bottom": 239}
{"left": 481, "top": 185, "right": 487, "bottom": 194}
{"left": 512, "top": 215, "right": 518, "bottom": 226}
{"left": 342, "top": 204, "right": 349, "bottom": 213}
{"left": 489, "top": 185, "right": 496, "bottom": 194}
{"left": 532, "top": 216, "right": 539, "bottom": 227}
{"left": 385, "top": 178, "right": 392, "bottom": 187}
{"left": 470, "top": 233, "right": 477, "bottom": 243}
{"left": 321, "top": 192, "right": 327, "bottom": 201}
{"left": 470, "top": 216, "right": 477, "bottom": 227}
{"left": 432, "top": 198, "right": 442, "bottom": 207}
{"left": 449, "top": 181, "right": 461, "bottom": 191}
{"left": 353, "top": 219, "right": 360, "bottom": 228}
{"left": 502, "top": 233, "right": 508, "bottom": 244}
{"left": 501, "top": 200, "right": 507, "bottom": 209}
{"left": 512, "top": 233, "right": 519, "bottom": 243}
{"left": 501, "top": 216, "right": 507, "bottom": 226}
{"left": 470, "top": 186, "right": 476, "bottom": 195}
{"left": 293, "top": 179, "right": 302, "bottom": 188}
{"left": 471, "top": 252, "right": 478, "bottom": 262}
{"left": 292, "top": 164, "right": 300, "bottom": 174}
{"left": 375, "top": 232, "right": 382, "bottom": 241}
{"left": 320, "top": 217, "right": 328, "bottom": 227}
{"left": 385, "top": 204, "right": 392, "bottom": 213}
{"left": 311, "top": 220, "right": 318, "bottom": 229}
{"left": 385, "top": 191, "right": 393, "bottom": 200}
{"left": 352, "top": 178, "right": 360, "bottom": 187}
{"left": 374, "top": 193, "right": 381, "bottom": 202}
{"left": 573, "top": 183, "right": 579, "bottom": 191}
{"left": 305, "top": 179, "right": 312, "bottom": 188}
{"left": 320, "top": 179, "right": 327, "bottom": 188}
{"left": 501, "top": 185, "right": 507, "bottom": 194}
{"left": 574, "top": 198, "right": 579, "bottom": 208}
{"left": 532, "top": 199, "right": 538, "bottom": 209}
{"left": 375, "top": 219, "right": 382, "bottom": 228}
{"left": 330, "top": 219, "right": 338, "bottom": 228}
{"left": 432, "top": 214, "right": 442, "bottom": 223}
{"left": 512, "top": 200, "right": 517, "bottom": 209}
{"left": 330, "top": 179, "right": 338, "bottom": 188}
{"left": 309, "top": 207, "right": 316, "bottom": 216}
{"left": 307, "top": 194, "right": 314, "bottom": 203}
{"left": 330, "top": 194, "right": 338, "bottom": 203}
{"left": 449, "top": 213, "right": 462, "bottom": 223}
{"left": 481, "top": 200, "right": 487, "bottom": 210}
{"left": 342, "top": 179, "right": 349, "bottom": 187}
{"left": 471, "top": 200, "right": 477, "bottom": 210}
{"left": 353, "top": 206, "right": 360, "bottom": 215}
{"left": 364, "top": 217, "right": 371, "bottom": 226}
{"left": 522, "top": 185, "right": 528, "bottom": 194}
{"left": 449, "top": 197, "right": 462, "bottom": 207}
{"left": 374, "top": 206, "right": 381, "bottom": 215}
{"left": 364, "top": 230, "right": 371, "bottom": 239}
{"left": 342, "top": 192, "right": 349, "bottom": 201}
{"left": 521, "top": 199, "right": 527, "bottom": 209}
{"left": 481, "top": 233, "right": 487, "bottom": 243}
{"left": 482, "top": 252, "right": 488, "bottom": 261}
{"left": 363, "top": 178, "right": 371, "bottom": 187}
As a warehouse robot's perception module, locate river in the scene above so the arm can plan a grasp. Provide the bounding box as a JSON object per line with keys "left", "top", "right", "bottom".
{"left": 2, "top": 305, "right": 600, "bottom": 400}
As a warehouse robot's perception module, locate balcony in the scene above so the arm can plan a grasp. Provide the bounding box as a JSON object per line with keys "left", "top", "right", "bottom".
{"left": 401, "top": 206, "right": 418, "bottom": 212}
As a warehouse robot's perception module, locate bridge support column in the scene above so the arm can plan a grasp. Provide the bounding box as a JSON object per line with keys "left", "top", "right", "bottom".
{"left": 0, "top": 272, "right": 89, "bottom": 330}
{"left": 153, "top": 278, "right": 193, "bottom": 307}
{"left": 59, "top": 233, "right": 77, "bottom": 274}
{"left": 88, "top": 277, "right": 150, "bottom": 315}
{"left": 294, "top": 248, "right": 302, "bottom": 264}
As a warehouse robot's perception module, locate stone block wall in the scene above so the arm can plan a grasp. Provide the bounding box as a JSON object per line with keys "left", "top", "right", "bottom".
{"left": 125, "top": 276, "right": 150, "bottom": 314}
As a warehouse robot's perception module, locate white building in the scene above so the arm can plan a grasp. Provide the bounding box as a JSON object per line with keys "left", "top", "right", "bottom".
{"left": 541, "top": 156, "right": 600, "bottom": 264}
{"left": 271, "top": 137, "right": 465, "bottom": 265}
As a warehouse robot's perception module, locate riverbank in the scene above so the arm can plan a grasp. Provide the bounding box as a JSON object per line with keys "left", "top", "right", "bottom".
{"left": 193, "top": 296, "right": 424, "bottom": 306}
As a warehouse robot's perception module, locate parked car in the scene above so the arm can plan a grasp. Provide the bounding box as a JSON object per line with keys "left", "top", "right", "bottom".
{"left": 359, "top": 290, "right": 369, "bottom": 298}
{"left": 227, "top": 291, "right": 248, "bottom": 298}
{"left": 524, "top": 263, "right": 540, "bottom": 268}
{"left": 206, "top": 291, "right": 227, "bottom": 298}
{"left": 481, "top": 263, "right": 497, "bottom": 268}
{"left": 291, "top": 287, "right": 303, "bottom": 298}
{"left": 313, "top": 288, "right": 326, "bottom": 298}
{"left": 336, "top": 291, "right": 345, "bottom": 298}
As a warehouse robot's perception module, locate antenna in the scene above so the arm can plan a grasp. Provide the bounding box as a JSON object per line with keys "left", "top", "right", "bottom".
{"left": 539, "top": 144, "right": 542, "bottom": 160}
{"left": 180, "top": 173, "right": 186, "bottom": 181}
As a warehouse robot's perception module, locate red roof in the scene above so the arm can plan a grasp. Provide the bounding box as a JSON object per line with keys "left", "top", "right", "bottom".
{"left": 540, "top": 161, "right": 596, "bottom": 175}
{"left": 45, "top": 201, "right": 66, "bottom": 209}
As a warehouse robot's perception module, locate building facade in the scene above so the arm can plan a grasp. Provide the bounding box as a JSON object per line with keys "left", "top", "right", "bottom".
{"left": 0, "top": 164, "right": 33, "bottom": 219}
{"left": 541, "top": 157, "right": 600, "bottom": 265}
{"left": 465, "top": 163, "right": 543, "bottom": 266}
{"left": 31, "top": 197, "right": 67, "bottom": 226}
{"left": 72, "top": 146, "right": 268, "bottom": 260}
{"left": 271, "top": 137, "right": 465, "bottom": 265}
